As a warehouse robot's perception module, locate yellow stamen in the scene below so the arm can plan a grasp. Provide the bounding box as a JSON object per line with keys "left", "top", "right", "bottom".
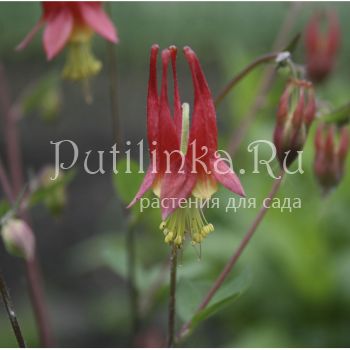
{"left": 164, "top": 231, "right": 174, "bottom": 243}
{"left": 159, "top": 221, "right": 166, "bottom": 230}
{"left": 159, "top": 198, "right": 214, "bottom": 248}
{"left": 62, "top": 26, "right": 101, "bottom": 82}
{"left": 62, "top": 41, "right": 102, "bottom": 81}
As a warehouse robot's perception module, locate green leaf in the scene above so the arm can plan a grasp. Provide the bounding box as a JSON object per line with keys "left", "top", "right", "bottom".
{"left": 0, "top": 186, "right": 29, "bottom": 225}
{"left": 112, "top": 159, "right": 144, "bottom": 205}
{"left": 192, "top": 272, "right": 250, "bottom": 328}
{"left": 321, "top": 102, "right": 350, "bottom": 125}
{"left": 177, "top": 279, "right": 210, "bottom": 323}
{"left": 29, "top": 169, "right": 75, "bottom": 208}
{"left": 0, "top": 200, "right": 11, "bottom": 222}
{"left": 21, "top": 72, "right": 62, "bottom": 122}
{"left": 177, "top": 271, "right": 251, "bottom": 334}
{"left": 69, "top": 232, "right": 166, "bottom": 293}
{"left": 282, "top": 32, "right": 301, "bottom": 54}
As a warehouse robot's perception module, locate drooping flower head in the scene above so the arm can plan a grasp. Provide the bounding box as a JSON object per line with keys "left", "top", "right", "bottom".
{"left": 17, "top": 2, "right": 118, "bottom": 80}
{"left": 305, "top": 10, "right": 340, "bottom": 83}
{"left": 314, "top": 124, "right": 349, "bottom": 194}
{"left": 128, "top": 45, "right": 245, "bottom": 247}
{"left": 273, "top": 78, "right": 316, "bottom": 168}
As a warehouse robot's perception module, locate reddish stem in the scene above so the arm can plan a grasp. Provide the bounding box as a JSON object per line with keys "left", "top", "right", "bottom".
{"left": 0, "top": 65, "right": 24, "bottom": 196}
{"left": 0, "top": 63, "right": 55, "bottom": 347}
{"left": 25, "top": 258, "right": 54, "bottom": 347}
{"left": 226, "top": 2, "right": 303, "bottom": 156}
{"left": 214, "top": 53, "right": 278, "bottom": 107}
{"left": 0, "top": 156, "right": 15, "bottom": 203}
{"left": 177, "top": 171, "right": 285, "bottom": 341}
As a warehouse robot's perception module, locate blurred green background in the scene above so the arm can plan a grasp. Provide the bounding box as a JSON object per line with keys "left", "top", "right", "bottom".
{"left": 0, "top": 1, "right": 350, "bottom": 347}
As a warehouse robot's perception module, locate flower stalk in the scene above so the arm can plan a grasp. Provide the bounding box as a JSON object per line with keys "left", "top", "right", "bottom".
{"left": 125, "top": 223, "right": 140, "bottom": 335}
{"left": 106, "top": 3, "right": 122, "bottom": 146}
{"left": 0, "top": 270, "right": 26, "bottom": 348}
{"left": 214, "top": 52, "right": 279, "bottom": 107}
{"left": 167, "top": 244, "right": 178, "bottom": 347}
{"left": 105, "top": 3, "right": 139, "bottom": 337}
{"left": 0, "top": 156, "right": 15, "bottom": 203}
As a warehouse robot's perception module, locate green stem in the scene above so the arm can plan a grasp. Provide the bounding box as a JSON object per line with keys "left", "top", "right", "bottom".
{"left": 126, "top": 224, "right": 140, "bottom": 335}
{"left": 105, "top": 4, "right": 139, "bottom": 339}
{"left": 0, "top": 270, "right": 26, "bottom": 347}
{"left": 167, "top": 245, "right": 178, "bottom": 347}
{"left": 106, "top": 3, "right": 122, "bottom": 146}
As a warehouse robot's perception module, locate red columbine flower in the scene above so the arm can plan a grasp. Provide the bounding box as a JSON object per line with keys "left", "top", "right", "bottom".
{"left": 305, "top": 10, "right": 340, "bottom": 83}
{"left": 273, "top": 79, "right": 316, "bottom": 168}
{"left": 17, "top": 2, "right": 118, "bottom": 80}
{"left": 314, "top": 124, "right": 349, "bottom": 194}
{"left": 128, "top": 45, "right": 245, "bottom": 247}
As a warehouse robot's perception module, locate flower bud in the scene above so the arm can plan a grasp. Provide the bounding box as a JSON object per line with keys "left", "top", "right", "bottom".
{"left": 273, "top": 79, "right": 316, "bottom": 167}
{"left": 1, "top": 219, "right": 35, "bottom": 260}
{"left": 305, "top": 10, "right": 341, "bottom": 83}
{"left": 314, "top": 124, "right": 349, "bottom": 194}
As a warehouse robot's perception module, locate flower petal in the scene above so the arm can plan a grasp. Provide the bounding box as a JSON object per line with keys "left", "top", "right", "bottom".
{"left": 43, "top": 7, "right": 73, "bottom": 60}
{"left": 211, "top": 158, "right": 245, "bottom": 197}
{"left": 157, "top": 49, "right": 180, "bottom": 171}
{"left": 147, "top": 44, "right": 160, "bottom": 154}
{"left": 169, "top": 46, "right": 182, "bottom": 139}
{"left": 160, "top": 158, "right": 196, "bottom": 219}
{"left": 184, "top": 46, "right": 218, "bottom": 155}
{"left": 78, "top": 2, "right": 118, "bottom": 43}
{"left": 127, "top": 165, "right": 156, "bottom": 208}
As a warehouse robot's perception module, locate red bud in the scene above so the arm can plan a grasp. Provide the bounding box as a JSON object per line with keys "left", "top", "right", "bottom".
{"left": 276, "top": 85, "right": 291, "bottom": 125}
{"left": 314, "top": 124, "right": 349, "bottom": 194}
{"left": 338, "top": 127, "right": 350, "bottom": 165}
{"left": 274, "top": 79, "right": 315, "bottom": 167}
{"left": 305, "top": 10, "right": 341, "bottom": 83}
{"left": 292, "top": 89, "right": 305, "bottom": 129}
{"left": 304, "top": 89, "right": 316, "bottom": 126}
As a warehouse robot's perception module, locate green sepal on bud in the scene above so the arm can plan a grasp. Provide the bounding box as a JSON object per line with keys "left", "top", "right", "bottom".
{"left": 39, "top": 166, "right": 67, "bottom": 216}
{"left": 29, "top": 166, "right": 74, "bottom": 217}
{"left": 21, "top": 73, "right": 62, "bottom": 123}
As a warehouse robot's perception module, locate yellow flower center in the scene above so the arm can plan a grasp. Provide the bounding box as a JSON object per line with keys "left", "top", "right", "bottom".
{"left": 159, "top": 200, "right": 214, "bottom": 247}
{"left": 62, "top": 26, "right": 102, "bottom": 81}
{"left": 192, "top": 176, "right": 217, "bottom": 199}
